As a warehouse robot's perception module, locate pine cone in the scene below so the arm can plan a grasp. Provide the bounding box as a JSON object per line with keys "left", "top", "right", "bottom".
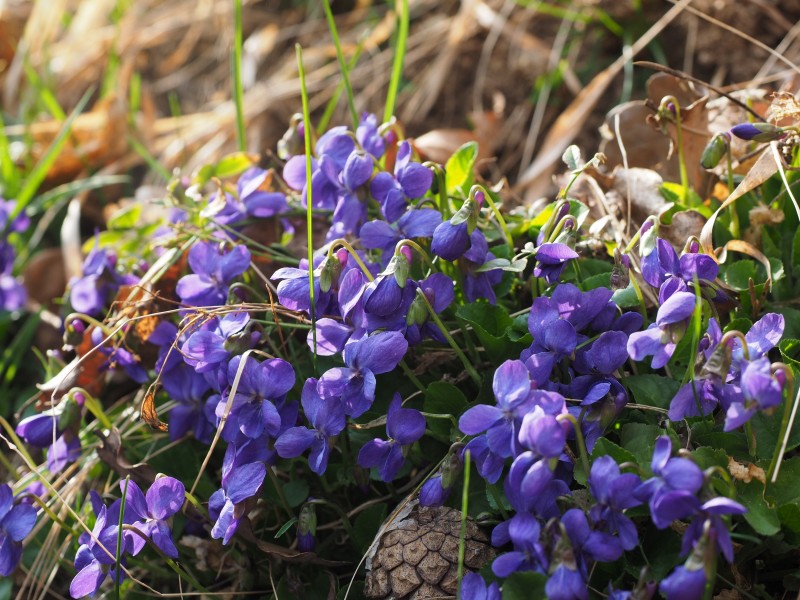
{"left": 364, "top": 503, "right": 495, "bottom": 600}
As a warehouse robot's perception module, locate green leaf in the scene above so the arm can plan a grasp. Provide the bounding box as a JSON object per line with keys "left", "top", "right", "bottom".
{"left": 721, "top": 260, "right": 758, "bottom": 292}
{"left": 768, "top": 457, "right": 800, "bottom": 505}
{"left": 283, "top": 480, "right": 310, "bottom": 508}
{"left": 274, "top": 517, "right": 298, "bottom": 539}
{"left": 456, "top": 302, "right": 527, "bottom": 362}
{"left": 624, "top": 374, "right": 680, "bottom": 410}
{"left": 778, "top": 502, "right": 800, "bottom": 533}
{"left": 575, "top": 438, "right": 637, "bottom": 486}
{"left": 353, "top": 504, "right": 387, "bottom": 553}
{"left": 691, "top": 446, "right": 728, "bottom": 470}
{"left": 107, "top": 204, "right": 143, "bottom": 230}
{"left": 780, "top": 338, "right": 800, "bottom": 371}
{"left": 502, "top": 571, "right": 547, "bottom": 600}
{"left": 424, "top": 382, "right": 468, "bottom": 437}
{"left": 792, "top": 227, "right": 800, "bottom": 273}
{"left": 750, "top": 408, "right": 800, "bottom": 460}
{"left": 611, "top": 284, "right": 639, "bottom": 308}
{"left": 445, "top": 141, "right": 478, "bottom": 196}
{"left": 217, "top": 151, "right": 256, "bottom": 179}
{"left": 562, "top": 145, "right": 582, "bottom": 171}
{"left": 737, "top": 480, "right": 780, "bottom": 535}
{"left": 580, "top": 272, "right": 611, "bottom": 291}
{"left": 619, "top": 423, "right": 664, "bottom": 471}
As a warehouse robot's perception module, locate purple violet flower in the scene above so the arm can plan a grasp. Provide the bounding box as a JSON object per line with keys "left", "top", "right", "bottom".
{"left": 659, "top": 565, "right": 707, "bottom": 600}
{"left": 210, "top": 461, "right": 266, "bottom": 545}
{"left": 120, "top": 477, "right": 185, "bottom": 558}
{"left": 275, "top": 378, "right": 346, "bottom": 475}
{"left": 238, "top": 167, "right": 289, "bottom": 218}
{"left": 370, "top": 141, "right": 433, "bottom": 222}
{"left": 627, "top": 291, "right": 697, "bottom": 369}
{"left": 0, "top": 484, "right": 37, "bottom": 576}
{"left": 317, "top": 331, "right": 409, "bottom": 418}
{"left": 176, "top": 242, "right": 251, "bottom": 308}
{"left": 356, "top": 113, "right": 386, "bottom": 158}
{"left": 533, "top": 242, "right": 579, "bottom": 285}
{"left": 358, "top": 394, "right": 426, "bottom": 481}
{"left": 70, "top": 504, "right": 130, "bottom": 598}
{"left": 460, "top": 572, "right": 501, "bottom": 600}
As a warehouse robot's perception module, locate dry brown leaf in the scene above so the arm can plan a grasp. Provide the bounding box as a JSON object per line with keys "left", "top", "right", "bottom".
{"left": 600, "top": 101, "right": 676, "bottom": 178}
{"left": 140, "top": 388, "right": 168, "bottom": 432}
{"left": 728, "top": 456, "right": 766, "bottom": 485}
{"left": 610, "top": 167, "right": 667, "bottom": 225}
{"left": 661, "top": 210, "right": 707, "bottom": 248}
{"left": 700, "top": 148, "right": 779, "bottom": 256}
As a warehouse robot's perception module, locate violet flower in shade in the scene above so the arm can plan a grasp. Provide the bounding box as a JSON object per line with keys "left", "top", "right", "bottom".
{"left": 524, "top": 295, "right": 579, "bottom": 384}
{"left": 0, "top": 243, "right": 26, "bottom": 311}
{"left": 584, "top": 456, "right": 642, "bottom": 562}
{"left": 0, "top": 484, "right": 37, "bottom": 576}
{"left": 237, "top": 167, "right": 289, "bottom": 218}
{"left": 69, "top": 504, "right": 130, "bottom": 598}
{"left": 634, "top": 436, "right": 704, "bottom": 529}
{"left": 317, "top": 331, "right": 409, "bottom": 418}
{"left": 209, "top": 461, "right": 266, "bottom": 545}
{"left": 460, "top": 231, "right": 503, "bottom": 304}
{"left": 419, "top": 475, "right": 452, "bottom": 507}
{"left": 459, "top": 360, "right": 534, "bottom": 466}
{"left": 68, "top": 244, "right": 134, "bottom": 316}
{"left": 358, "top": 394, "right": 426, "bottom": 481}
{"left": 724, "top": 357, "right": 786, "bottom": 430}
{"left": 370, "top": 140, "right": 433, "bottom": 223}
{"left": 681, "top": 497, "right": 746, "bottom": 564}
{"left": 518, "top": 406, "right": 568, "bottom": 459}
{"left": 216, "top": 356, "right": 295, "bottom": 442}
{"left": 176, "top": 241, "right": 251, "bottom": 308}
{"left": 356, "top": 112, "right": 386, "bottom": 158}
{"left": 89, "top": 327, "right": 148, "bottom": 384}
{"left": 627, "top": 291, "right": 697, "bottom": 369}
{"left": 533, "top": 242, "right": 579, "bottom": 285}
{"left": 659, "top": 565, "right": 707, "bottom": 600}
{"left": 460, "top": 572, "right": 501, "bottom": 600}
{"left": 161, "top": 363, "right": 214, "bottom": 443}
{"left": 363, "top": 247, "right": 412, "bottom": 318}
{"left": 405, "top": 273, "right": 455, "bottom": 345}
{"left": 275, "top": 378, "right": 346, "bottom": 475}
{"left": 491, "top": 510, "right": 545, "bottom": 578}
{"left": 119, "top": 477, "right": 185, "bottom": 558}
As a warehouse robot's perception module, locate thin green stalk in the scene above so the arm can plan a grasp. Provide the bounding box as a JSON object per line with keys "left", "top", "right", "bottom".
{"left": 232, "top": 0, "right": 246, "bottom": 152}
{"left": 384, "top": 0, "right": 409, "bottom": 123}
{"left": 115, "top": 476, "right": 130, "bottom": 600}
{"left": 322, "top": 0, "right": 359, "bottom": 128}
{"left": 416, "top": 289, "right": 481, "bottom": 386}
{"left": 557, "top": 413, "right": 590, "bottom": 476}
{"left": 663, "top": 96, "right": 690, "bottom": 204}
{"left": 11, "top": 87, "right": 94, "bottom": 221}
{"left": 768, "top": 367, "right": 797, "bottom": 483}
{"left": 456, "top": 449, "right": 471, "bottom": 598}
{"left": 318, "top": 37, "right": 365, "bottom": 134}
{"left": 479, "top": 187, "right": 513, "bottom": 248}
{"left": 296, "top": 44, "right": 317, "bottom": 372}
{"left": 399, "top": 360, "right": 426, "bottom": 394}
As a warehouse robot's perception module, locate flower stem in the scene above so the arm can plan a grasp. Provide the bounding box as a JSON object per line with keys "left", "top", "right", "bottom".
{"left": 768, "top": 367, "right": 798, "bottom": 483}
{"left": 456, "top": 449, "right": 471, "bottom": 598}
{"left": 416, "top": 289, "right": 481, "bottom": 386}
{"left": 557, "top": 413, "right": 591, "bottom": 476}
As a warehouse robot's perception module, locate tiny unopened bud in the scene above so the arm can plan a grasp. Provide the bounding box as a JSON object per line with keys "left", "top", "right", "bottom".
{"left": 730, "top": 122, "right": 785, "bottom": 143}
{"left": 700, "top": 133, "right": 730, "bottom": 169}
{"left": 389, "top": 247, "right": 411, "bottom": 288}
{"left": 318, "top": 254, "right": 342, "bottom": 293}
{"left": 58, "top": 395, "right": 83, "bottom": 431}
{"left": 277, "top": 114, "right": 306, "bottom": 159}
{"left": 297, "top": 502, "right": 317, "bottom": 552}
{"left": 700, "top": 342, "right": 732, "bottom": 380}
{"left": 64, "top": 319, "right": 86, "bottom": 347}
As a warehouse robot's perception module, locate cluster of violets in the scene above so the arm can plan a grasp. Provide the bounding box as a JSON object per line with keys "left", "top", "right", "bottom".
{"left": 69, "top": 477, "right": 185, "bottom": 598}
{"left": 2, "top": 112, "right": 792, "bottom": 600}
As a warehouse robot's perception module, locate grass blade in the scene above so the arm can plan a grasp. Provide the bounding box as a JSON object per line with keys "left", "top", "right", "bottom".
{"left": 11, "top": 87, "right": 94, "bottom": 221}
{"left": 232, "top": 0, "right": 246, "bottom": 152}
{"left": 296, "top": 44, "right": 317, "bottom": 371}
{"left": 384, "top": 0, "right": 409, "bottom": 123}
{"left": 317, "top": 37, "right": 365, "bottom": 135}
{"left": 0, "top": 112, "right": 21, "bottom": 194}
{"left": 322, "top": 0, "right": 359, "bottom": 129}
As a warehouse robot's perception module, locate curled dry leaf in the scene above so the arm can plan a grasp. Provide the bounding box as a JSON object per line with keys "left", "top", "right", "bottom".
{"left": 727, "top": 456, "right": 766, "bottom": 485}
{"left": 661, "top": 210, "right": 707, "bottom": 249}
{"left": 140, "top": 387, "right": 168, "bottom": 432}
{"left": 412, "top": 111, "right": 502, "bottom": 167}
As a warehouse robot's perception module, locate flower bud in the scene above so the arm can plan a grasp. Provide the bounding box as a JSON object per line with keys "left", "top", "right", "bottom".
{"left": 318, "top": 253, "right": 342, "bottom": 293}
{"left": 730, "top": 122, "right": 785, "bottom": 143}
{"left": 610, "top": 250, "right": 630, "bottom": 291}
{"left": 64, "top": 319, "right": 86, "bottom": 347}
{"left": 58, "top": 395, "right": 83, "bottom": 431}
{"left": 700, "top": 133, "right": 730, "bottom": 169}
{"left": 297, "top": 502, "right": 317, "bottom": 552}
{"left": 277, "top": 114, "right": 305, "bottom": 159}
